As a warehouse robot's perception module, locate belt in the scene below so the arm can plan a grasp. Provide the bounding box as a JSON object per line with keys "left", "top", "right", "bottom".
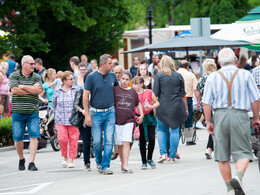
{"left": 90, "top": 106, "right": 114, "bottom": 112}
{"left": 186, "top": 97, "right": 192, "bottom": 99}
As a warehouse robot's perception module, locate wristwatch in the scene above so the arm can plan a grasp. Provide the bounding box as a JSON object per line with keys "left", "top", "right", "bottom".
{"left": 205, "top": 120, "right": 213, "bottom": 125}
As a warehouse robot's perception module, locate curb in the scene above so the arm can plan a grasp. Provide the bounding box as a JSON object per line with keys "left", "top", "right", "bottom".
{"left": 0, "top": 145, "right": 15, "bottom": 152}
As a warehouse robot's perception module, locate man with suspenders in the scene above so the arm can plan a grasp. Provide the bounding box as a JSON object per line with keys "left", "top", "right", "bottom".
{"left": 203, "top": 48, "right": 260, "bottom": 195}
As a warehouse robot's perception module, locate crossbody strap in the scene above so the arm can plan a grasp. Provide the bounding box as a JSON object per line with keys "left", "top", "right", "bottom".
{"left": 217, "top": 69, "right": 239, "bottom": 107}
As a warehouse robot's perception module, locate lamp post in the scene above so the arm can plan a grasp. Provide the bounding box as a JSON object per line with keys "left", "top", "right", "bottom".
{"left": 146, "top": 0, "right": 170, "bottom": 64}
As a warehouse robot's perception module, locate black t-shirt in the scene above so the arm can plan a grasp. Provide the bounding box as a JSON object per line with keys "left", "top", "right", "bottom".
{"left": 85, "top": 71, "right": 118, "bottom": 109}
{"left": 114, "top": 86, "right": 139, "bottom": 125}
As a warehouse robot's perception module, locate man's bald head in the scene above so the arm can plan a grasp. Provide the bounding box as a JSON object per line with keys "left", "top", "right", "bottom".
{"left": 179, "top": 60, "right": 189, "bottom": 68}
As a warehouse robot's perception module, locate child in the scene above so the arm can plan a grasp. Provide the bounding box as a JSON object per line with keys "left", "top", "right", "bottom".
{"left": 48, "top": 70, "right": 63, "bottom": 89}
{"left": 114, "top": 70, "right": 144, "bottom": 173}
{"left": 132, "top": 76, "right": 160, "bottom": 169}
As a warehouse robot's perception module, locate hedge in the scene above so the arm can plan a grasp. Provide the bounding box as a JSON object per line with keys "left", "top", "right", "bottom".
{"left": 0, "top": 117, "right": 13, "bottom": 146}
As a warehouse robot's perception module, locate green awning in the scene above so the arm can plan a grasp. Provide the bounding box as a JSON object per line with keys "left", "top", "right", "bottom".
{"left": 238, "top": 14, "right": 260, "bottom": 22}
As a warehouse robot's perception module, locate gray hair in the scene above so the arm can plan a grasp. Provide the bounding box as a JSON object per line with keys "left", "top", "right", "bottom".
{"left": 114, "top": 65, "right": 124, "bottom": 71}
{"left": 21, "top": 55, "right": 33, "bottom": 65}
{"left": 218, "top": 48, "right": 236, "bottom": 66}
{"left": 100, "top": 54, "right": 112, "bottom": 66}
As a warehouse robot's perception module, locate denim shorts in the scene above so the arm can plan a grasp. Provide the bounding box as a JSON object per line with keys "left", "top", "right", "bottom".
{"left": 12, "top": 113, "right": 40, "bottom": 141}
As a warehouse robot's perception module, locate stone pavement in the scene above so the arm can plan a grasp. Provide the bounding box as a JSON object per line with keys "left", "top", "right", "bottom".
{"left": 0, "top": 129, "right": 259, "bottom": 195}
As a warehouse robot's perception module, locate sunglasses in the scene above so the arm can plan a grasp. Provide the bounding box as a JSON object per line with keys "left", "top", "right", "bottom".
{"left": 25, "top": 62, "right": 36, "bottom": 66}
{"left": 67, "top": 78, "right": 75, "bottom": 81}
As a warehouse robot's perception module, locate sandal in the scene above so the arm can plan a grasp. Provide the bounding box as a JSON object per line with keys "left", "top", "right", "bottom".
{"left": 62, "top": 161, "right": 67, "bottom": 168}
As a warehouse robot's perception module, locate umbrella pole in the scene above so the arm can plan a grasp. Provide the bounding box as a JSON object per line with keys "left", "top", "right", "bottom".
{"left": 199, "top": 50, "right": 203, "bottom": 75}
{"left": 186, "top": 48, "right": 189, "bottom": 60}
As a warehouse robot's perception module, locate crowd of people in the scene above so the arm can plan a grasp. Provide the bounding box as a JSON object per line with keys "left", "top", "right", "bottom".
{"left": 1, "top": 48, "right": 260, "bottom": 195}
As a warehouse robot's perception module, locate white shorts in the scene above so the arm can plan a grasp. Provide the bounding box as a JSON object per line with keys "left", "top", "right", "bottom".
{"left": 115, "top": 123, "right": 134, "bottom": 145}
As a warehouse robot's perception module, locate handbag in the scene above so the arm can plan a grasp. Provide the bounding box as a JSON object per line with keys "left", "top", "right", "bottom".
{"left": 69, "top": 108, "right": 84, "bottom": 128}
{"left": 0, "top": 103, "right": 4, "bottom": 114}
{"left": 134, "top": 126, "right": 140, "bottom": 140}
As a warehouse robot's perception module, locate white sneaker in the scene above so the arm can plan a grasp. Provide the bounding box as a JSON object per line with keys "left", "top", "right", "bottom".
{"left": 205, "top": 149, "right": 212, "bottom": 159}
{"left": 196, "top": 121, "right": 206, "bottom": 129}
{"left": 227, "top": 189, "right": 235, "bottom": 195}
{"left": 68, "top": 163, "right": 75, "bottom": 168}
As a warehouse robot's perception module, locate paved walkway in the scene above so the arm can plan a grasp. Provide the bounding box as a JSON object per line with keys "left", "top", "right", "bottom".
{"left": 0, "top": 129, "right": 259, "bottom": 195}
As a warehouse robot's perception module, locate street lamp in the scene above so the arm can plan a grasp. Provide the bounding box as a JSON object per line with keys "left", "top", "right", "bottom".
{"left": 144, "top": 0, "right": 170, "bottom": 64}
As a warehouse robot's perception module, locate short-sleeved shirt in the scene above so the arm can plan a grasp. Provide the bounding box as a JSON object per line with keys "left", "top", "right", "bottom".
{"left": 9, "top": 70, "right": 42, "bottom": 114}
{"left": 84, "top": 71, "right": 118, "bottom": 109}
{"left": 177, "top": 68, "right": 197, "bottom": 97}
{"left": 7, "top": 60, "right": 16, "bottom": 76}
{"left": 114, "top": 86, "right": 139, "bottom": 125}
{"left": 52, "top": 86, "right": 79, "bottom": 125}
{"left": 42, "top": 82, "right": 55, "bottom": 107}
{"left": 130, "top": 66, "right": 138, "bottom": 78}
{"left": 252, "top": 66, "right": 260, "bottom": 86}
{"left": 202, "top": 65, "right": 260, "bottom": 111}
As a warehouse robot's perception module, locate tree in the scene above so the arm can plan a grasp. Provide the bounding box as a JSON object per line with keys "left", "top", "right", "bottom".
{"left": 0, "top": 0, "right": 131, "bottom": 70}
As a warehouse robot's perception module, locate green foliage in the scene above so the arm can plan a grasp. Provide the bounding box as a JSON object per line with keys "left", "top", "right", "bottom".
{"left": 128, "top": 0, "right": 252, "bottom": 29}
{"left": 0, "top": 0, "right": 131, "bottom": 70}
{"left": 0, "top": 117, "right": 12, "bottom": 137}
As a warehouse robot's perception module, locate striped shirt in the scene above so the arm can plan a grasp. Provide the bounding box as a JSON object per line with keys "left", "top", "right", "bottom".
{"left": 52, "top": 86, "right": 79, "bottom": 125}
{"left": 202, "top": 65, "right": 260, "bottom": 111}
{"left": 252, "top": 66, "right": 260, "bottom": 86}
{"left": 9, "top": 70, "right": 42, "bottom": 114}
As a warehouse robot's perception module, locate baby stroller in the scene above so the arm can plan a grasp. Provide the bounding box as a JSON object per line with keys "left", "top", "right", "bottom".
{"left": 23, "top": 105, "right": 60, "bottom": 151}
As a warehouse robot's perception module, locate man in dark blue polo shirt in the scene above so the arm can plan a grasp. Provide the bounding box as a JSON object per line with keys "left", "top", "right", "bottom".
{"left": 83, "top": 54, "right": 118, "bottom": 175}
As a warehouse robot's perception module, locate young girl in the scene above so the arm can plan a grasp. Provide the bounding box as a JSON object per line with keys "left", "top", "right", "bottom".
{"left": 132, "top": 76, "right": 160, "bottom": 169}
{"left": 136, "top": 64, "right": 154, "bottom": 90}
{"left": 114, "top": 71, "right": 144, "bottom": 173}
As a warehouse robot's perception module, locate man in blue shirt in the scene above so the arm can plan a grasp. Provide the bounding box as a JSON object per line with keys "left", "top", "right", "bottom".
{"left": 83, "top": 54, "right": 118, "bottom": 175}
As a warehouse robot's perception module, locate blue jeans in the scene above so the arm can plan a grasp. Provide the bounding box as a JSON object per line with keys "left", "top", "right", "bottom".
{"left": 79, "top": 126, "right": 91, "bottom": 165}
{"left": 12, "top": 113, "right": 40, "bottom": 141}
{"left": 90, "top": 107, "right": 115, "bottom": 170}
{"left": 157, "top": 117, "right": 180, "bottom": 158}
{"left": 185, "top": 98, "right": 193, "bottom": 128}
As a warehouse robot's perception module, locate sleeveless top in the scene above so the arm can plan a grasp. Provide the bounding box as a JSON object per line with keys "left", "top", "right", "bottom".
{"left": 0, "top": 72, "right": 9, "bottom": 95}
{"left": 136, "top": 89, "right": 153, "bottom": 115}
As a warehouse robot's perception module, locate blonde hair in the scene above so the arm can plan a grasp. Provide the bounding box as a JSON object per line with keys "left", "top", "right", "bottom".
{"left": 43, "top": 68, "right": 56, "bottom": 82}
{"left": 136, "top": 64, "right": 149, "bottom": 77}
{"left": 0, "top": 62, "right": 9, "bottom": 74}
{"left": 57, "top": 71, "right": 63, "bottom": 78}
{"left": 202, "top": 59, "right": 217, "bottom": 74}
{"left": 61, "top": 71, "right": 73, "bottom": 83}
{"left": 160, "top": 55, "right": 175, "bottom": 76}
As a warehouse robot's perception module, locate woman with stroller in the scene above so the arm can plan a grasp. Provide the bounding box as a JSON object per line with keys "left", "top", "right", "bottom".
{"left": 39, "top": 68, "right": 57, "bottom": 107}
{"left": 153, "top": 55, "right": 188, "bottom": 163}
{"left": 196, "top": 59, "right": 217, "bottom": 159}
{"left": 132, "top": 76, "right": 159, "bottom": 169}
{"left": 72, "top": 71, "right": 92, "bottom": 171}
{"left": 52, "top": 71, "right": 79, "bottom": 168}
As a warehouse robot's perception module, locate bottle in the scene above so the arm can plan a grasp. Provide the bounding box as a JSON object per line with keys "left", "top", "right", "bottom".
{"left": 144, "top": 99, "right": 149, "bottom": 111}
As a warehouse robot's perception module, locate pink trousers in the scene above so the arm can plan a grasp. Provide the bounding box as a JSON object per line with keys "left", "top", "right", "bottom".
{"left": 56, "top": 124, "right": 80, "bottom": 159}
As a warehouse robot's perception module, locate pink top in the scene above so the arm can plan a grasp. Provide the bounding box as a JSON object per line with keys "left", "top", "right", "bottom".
{"left": 0, "top": 72, "right": 9, "bottom": 95}
{"left": 136, "top": 89, "right": 153, "bottom": 115}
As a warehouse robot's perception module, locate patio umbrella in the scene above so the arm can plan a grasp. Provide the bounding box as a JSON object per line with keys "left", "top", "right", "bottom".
{"left": 121, "top": 36, "right": 250, "bottom": 54}
{"left": 211, "top": 21, "right": 260, "bottom": 51}
{"left": 238, "top": 5, "right": 260, "bottom": 22}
